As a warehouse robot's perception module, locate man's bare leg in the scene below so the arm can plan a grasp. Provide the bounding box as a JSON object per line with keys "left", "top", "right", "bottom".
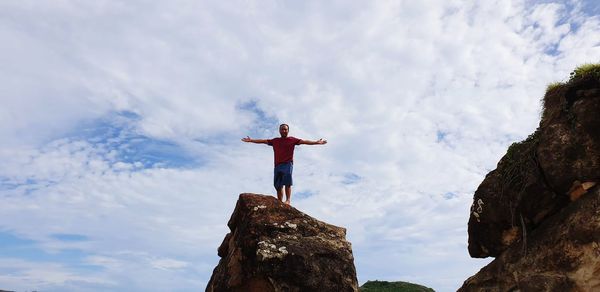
{"left": 284, "top": 185, "right": 292, "bottom": 205}
{"left": 276, "top": 187, "right": 284, "bottom": 202}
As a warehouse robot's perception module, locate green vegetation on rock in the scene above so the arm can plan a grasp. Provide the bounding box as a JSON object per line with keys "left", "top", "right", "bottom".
{"left": 568, "top": 63, "right": 600, "bottom": 82}
{"left": 501, "top": 128, "right": 541, "bottom": 209}
{"left": 545, "top": 81, "right": 564, "bottom": 93}
{"left": 360, "top": 280, "right": 435, "bottom": 292}
{"left": 542, "top": 63, "right": 600, "bottom": 122}
{"left": 543, "top": 62, "right": 600, "bottom": 95}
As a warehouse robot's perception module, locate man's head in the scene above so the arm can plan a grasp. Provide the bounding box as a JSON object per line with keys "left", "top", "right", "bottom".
{"left": 279, "top": 124, "right": 289, "bottom": 138}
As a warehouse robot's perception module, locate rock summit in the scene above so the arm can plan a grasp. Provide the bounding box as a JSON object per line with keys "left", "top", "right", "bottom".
{"left": 206, "top": 193, "right": 359, "bottom": 292}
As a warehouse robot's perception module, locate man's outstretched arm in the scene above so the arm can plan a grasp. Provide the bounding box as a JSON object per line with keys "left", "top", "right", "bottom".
{"left": 241, "top": 136, "right": 269, "bottom": 144}
{"left": 298, "top": 138, "right": 327, "bottom": 145}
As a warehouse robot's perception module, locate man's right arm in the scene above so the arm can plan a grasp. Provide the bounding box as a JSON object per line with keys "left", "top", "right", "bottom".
{"left": 241, "top": 136, "right": 269, "bottom": 144}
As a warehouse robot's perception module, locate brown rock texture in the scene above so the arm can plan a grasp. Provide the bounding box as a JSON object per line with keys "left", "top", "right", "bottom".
{"left": 468, "top": 74, "right": 600, "bottom": 258}
{"left": 459, "top": 185, "right": 600, "bottom": 291}
{"left": 462, "top": 69, "right": 600, "bottom": 290}
{"left": 206, "top": 193, "right": 359, "bottom": 292}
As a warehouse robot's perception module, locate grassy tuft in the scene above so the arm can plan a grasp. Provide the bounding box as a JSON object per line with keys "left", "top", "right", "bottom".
{"left": 545, "top": 81, "right": 564, "bottom": 93}
{"left": 568, "top": 63, "right": 600, "bottom": 82}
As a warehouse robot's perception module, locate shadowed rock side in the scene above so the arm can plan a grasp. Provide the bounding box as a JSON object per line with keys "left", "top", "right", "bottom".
{"left": 460, "top": 186, "right": 600, "bottom": 291}
{"left": 206, "top": 193, "right": 359, "bottom": 292}
{"left": 462, "top": 69, "right": 600, "bottom": 291}
{"left": 468, "top": 74, "right": 600, "bottom": 258}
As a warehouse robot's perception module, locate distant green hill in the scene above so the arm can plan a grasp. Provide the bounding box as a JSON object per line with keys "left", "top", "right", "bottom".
{"left": 360, "top": 280, "right": 435, "bottom": 292}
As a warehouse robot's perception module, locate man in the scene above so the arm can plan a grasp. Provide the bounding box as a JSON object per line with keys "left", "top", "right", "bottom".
{"left": 242, "top": 124, "right": 327, "bottom": 205}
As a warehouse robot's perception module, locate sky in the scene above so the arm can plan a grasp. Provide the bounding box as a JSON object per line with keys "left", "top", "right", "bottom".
{"left": 0, "top": 0, "right": 599, "bottom": 291}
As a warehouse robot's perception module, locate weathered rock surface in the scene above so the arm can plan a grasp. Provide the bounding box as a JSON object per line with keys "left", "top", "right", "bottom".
{"left": 468, "top": 75, "right": 600, "bottom": 258}
{"left": 206, "top": 193, "right": 359, "bottom": 292}
{"left": 460, "top": 185, "right": 600, "bottom": 291}
{"left": 462, "top": 69, "right": 600, "bottom": 290}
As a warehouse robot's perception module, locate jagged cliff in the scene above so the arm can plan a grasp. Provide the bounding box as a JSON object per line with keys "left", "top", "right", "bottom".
{"left": 461, "top": 186, "right": 600, "bottom": 291}
{"left": 461, "top": 64, "right": 600, "bottom": 291}
{"left": 206, "top": 193, "right": 359, "bottom": 292}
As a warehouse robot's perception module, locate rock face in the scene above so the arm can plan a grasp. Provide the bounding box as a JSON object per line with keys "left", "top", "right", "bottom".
{"left": 462, "top": 69, "right": 600, "bottom": 290}
{"left": 206, "top": 193, "right": 359, "bottom": 292}
{"left": 468, "top": 74, "right": 600, "bottom": 258}
{"left": 460, "top": 186, "right": 600, "bottom": 291}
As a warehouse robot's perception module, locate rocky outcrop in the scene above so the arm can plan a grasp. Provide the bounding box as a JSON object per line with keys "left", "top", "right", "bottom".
{"left": 462, "top": 67, "right": 600, "bottom": 290}
{"left": 468, "top": 74, "right": 600, "bottom": 258}
{"left": 460, "top": 185, "right": 600, "bottom": 291}
{"left": 206, "top": 193, "right": 359, "bottom": 292}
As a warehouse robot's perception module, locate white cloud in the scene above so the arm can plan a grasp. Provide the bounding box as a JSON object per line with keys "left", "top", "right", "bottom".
{"left": 1, "top": 0, "right": 600, "bottom": 291}
{"left": 0, "top": 258, "right": 115, "bottom": 291}
{"left": 150, "top": 258, "right": 189, "bottom": 270}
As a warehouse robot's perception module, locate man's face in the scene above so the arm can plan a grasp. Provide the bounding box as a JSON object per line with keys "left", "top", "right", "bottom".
{"left": 279, "top": 125, "right": 289, "bottom": 137}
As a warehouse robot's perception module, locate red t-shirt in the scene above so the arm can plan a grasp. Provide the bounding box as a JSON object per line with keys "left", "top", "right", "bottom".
{"left": 268, "top": 137, "right": 301, "bottom": 166}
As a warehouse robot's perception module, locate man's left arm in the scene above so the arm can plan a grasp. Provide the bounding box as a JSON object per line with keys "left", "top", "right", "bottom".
{"left": 298, "top": 138, "right": 327, "bottom": 145}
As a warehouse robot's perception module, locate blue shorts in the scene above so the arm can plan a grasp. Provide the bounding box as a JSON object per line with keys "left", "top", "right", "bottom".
{"left": 273, "top": 162, "right": 293, "bottom": 189}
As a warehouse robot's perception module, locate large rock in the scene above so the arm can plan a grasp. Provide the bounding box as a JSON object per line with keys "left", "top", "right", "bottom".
{"left": 468, "top": 74, "right": 600, "bottom": 258}
{"left": 206, "top": 193, "right": 359, "bottom": 292}
{"left": 459, "top": 185, "right": 600, "bottom": 291}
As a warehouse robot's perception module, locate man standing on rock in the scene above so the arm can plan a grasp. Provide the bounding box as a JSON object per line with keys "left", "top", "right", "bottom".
{"left": 242, "top": 124, "right": 327, "bottom": 205}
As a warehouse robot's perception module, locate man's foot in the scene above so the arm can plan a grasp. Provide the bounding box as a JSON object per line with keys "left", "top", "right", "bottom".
{"left": 284, "top": 200, "right": 291, "bottom": 205}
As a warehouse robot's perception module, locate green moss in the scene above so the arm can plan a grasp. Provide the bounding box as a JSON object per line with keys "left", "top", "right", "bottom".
{"left": 568, "top": 63, "right": 600, "bottom": 82}
{"left": 545, "top": 81, "right": 564, "bottom": 93}
{"left": 360, "top": 280, "right": 435, "bottom": 292}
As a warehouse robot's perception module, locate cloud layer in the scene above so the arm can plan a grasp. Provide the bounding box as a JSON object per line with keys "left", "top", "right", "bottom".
{"left": 1, "top": 0, "right": 599, "bottom": 291}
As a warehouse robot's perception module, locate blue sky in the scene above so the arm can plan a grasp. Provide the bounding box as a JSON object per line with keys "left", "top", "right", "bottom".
{"left": 1, "top": 0, "right": 599, "bottom": 291}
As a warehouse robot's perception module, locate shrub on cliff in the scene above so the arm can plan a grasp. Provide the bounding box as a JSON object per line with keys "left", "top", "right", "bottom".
{"left": 568, "top": 62, "right": 600, "bottom": 82}
{"left": 544, "top": 62, "right": 600, "bottom": 95}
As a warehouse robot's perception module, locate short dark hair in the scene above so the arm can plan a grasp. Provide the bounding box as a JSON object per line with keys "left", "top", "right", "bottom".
{"left": 279, "top": 123, "right": 289, "bottom": 129}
